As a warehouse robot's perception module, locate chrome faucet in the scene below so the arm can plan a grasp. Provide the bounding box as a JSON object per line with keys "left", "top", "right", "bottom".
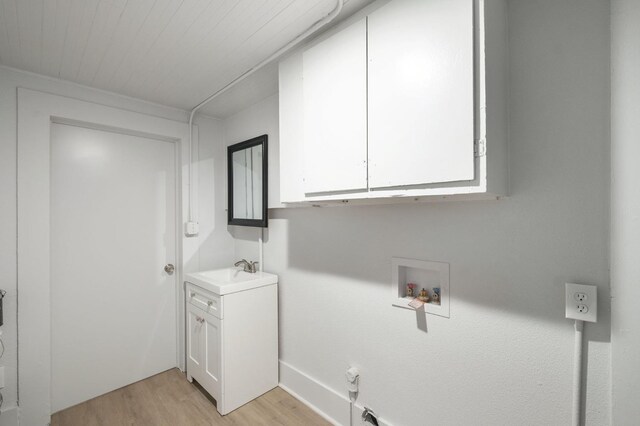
{"left": 234, "top": 259, "right": 258, "bottom": 273}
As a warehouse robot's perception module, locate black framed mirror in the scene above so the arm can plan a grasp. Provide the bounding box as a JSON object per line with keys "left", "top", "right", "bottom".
{"left": 228, "top": 135, "right": 268, "bottom": 227}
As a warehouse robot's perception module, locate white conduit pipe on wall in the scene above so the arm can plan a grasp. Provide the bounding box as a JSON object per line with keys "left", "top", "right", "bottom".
{"left": 572, "top": 320, "right": 584, "bottom": 426}
{"left": 185, "top": 0, "right": 345, "bottom": 231}
{"left": 259, "top": 228, "right": 264, "bottom": 272}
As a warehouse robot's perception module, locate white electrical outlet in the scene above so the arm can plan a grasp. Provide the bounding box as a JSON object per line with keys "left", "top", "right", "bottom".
{"left": 574, "top": 292, "right": 588, "bottom": 303}
{"left": 565, "top": 283, "right": 597, "bottom": 322}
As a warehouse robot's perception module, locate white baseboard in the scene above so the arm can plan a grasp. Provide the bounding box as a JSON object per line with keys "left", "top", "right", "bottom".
{"left": 278, "top": 360, "right": 392, "bottom": 426}
{"left": 0, "top": 406, "right": 18, "bottom": 426}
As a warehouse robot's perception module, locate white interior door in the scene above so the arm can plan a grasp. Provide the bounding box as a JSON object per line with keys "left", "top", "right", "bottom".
{"left": 50, "top": 123, "right": 177, "bottom": 413}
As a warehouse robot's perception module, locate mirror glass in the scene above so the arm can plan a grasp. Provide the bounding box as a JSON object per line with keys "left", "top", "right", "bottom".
{"left": 228, "top": 135, "right": 268, "bottom": 227}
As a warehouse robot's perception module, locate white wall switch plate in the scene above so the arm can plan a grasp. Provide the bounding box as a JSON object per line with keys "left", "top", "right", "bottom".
{"left": 0, "top": 366, "right": 5, "bottom": 388}
{"left": 565, "top": 283, "right": 597, "bottom": 322}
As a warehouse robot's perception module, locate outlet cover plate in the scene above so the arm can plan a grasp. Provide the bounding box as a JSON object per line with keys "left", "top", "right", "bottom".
{"left": 565, "top": 283, "right": 597, "bottom": 322}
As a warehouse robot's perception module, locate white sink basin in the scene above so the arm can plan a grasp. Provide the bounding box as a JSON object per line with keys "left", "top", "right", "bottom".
{"left": 185, "top": 268, "right": 278, "bottom": 296}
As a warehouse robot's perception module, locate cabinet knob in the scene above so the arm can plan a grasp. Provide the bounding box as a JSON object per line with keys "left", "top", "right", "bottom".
{"left": 207, "top": 300, "right": 213, "bottom": 307}
{"left": 190, "top": 292, "right": 196, "bottom": 298}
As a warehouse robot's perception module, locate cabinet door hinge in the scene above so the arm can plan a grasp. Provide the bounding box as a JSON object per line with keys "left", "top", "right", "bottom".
{"left": 474, "top": 138, "right": 487, "bottom": 157}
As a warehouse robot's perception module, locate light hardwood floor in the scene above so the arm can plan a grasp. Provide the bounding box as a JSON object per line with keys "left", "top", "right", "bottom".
{"left": 51, "top": 368, "right": 330, "bottom": 426}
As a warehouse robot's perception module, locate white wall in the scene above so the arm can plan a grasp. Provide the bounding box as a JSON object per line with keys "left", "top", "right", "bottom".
{"left": 610, "top": 0, "right": 640, "bottom": 423}
{"left": 223, "top": 94, "right": 282, "bottom": 260}
{"left": 224, "top": 94, "right": 281, "bottom": 211}
{"left": 194, "top": 116, "right": 237, "bottom": 271}
{"left": 0, "top": 65, "right": 234, "bottom": 420}
{"left": 226, "top": 1, "right": 611, "bottom": 424}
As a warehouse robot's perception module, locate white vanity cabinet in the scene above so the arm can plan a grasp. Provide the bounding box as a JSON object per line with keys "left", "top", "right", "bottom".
{"left": 279, "top": 0, "right": 508, "bottom": 205}
{"left": 185, "top": 271, "right": 278, "bottom": 415}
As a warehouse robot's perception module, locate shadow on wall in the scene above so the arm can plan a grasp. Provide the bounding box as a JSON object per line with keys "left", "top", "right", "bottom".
{"left": 272, "top": 193, "right": 610, "bottom": 339}
{"left": 268, "top": 0, "right": 610, "bottom": 346}
{"left": 186, "top": 116, "right": 237, "bottom": 272}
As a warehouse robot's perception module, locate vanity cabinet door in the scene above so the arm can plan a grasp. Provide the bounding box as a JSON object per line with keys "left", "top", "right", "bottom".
{"left": 186, "top": 304, "right": 204, "bottom": 378}
{"left": 199, "top": 310, "right": 222, "bottom": 404}
{"left": 186, "top": 304, "right": 222, "bottom": 404}
{"left": 367, "top": 0, "right": 475, "bottom": 189}
{"left": 302, "top": 18, "right": 368, "bottom": 194}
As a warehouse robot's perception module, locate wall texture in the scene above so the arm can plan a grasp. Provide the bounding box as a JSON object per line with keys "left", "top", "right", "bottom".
{"left": 222, "top": 95, "right": 284, "bottom": 259}
{"left": 0, "top": 66, "right": 234, "bottom": 420}
{"left": 194, "top": 116, "right": 237, "bottom": 272}
{"left": 228, "top": 1, "right": 611, "bottom": 424}
{"left": 610, "top": 0, "right": 640, "bottom": 423}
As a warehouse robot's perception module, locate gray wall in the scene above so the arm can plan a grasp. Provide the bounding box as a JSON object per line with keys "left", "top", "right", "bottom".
{"left": 228, "top": 0, "right": 611, "bottom": 424}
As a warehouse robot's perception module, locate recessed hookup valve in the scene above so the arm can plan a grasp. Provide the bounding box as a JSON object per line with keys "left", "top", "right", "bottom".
{"left": 362, "top": 407, "right": 379, "bottom": 426}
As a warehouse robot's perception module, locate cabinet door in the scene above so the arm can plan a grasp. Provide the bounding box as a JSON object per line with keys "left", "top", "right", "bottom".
{"left": 302, "top": 18, "right": 368, "bottom": 194}
{"left": 279, "top": 53, "right": 306, "bottom": 203}
{"left": 368, "top": 0, "right": 475, "bottom": 188}
{"left": 186, "top": 304, "right": 203, "bottom": 377}
{"left": 199, "top": 311, "right": 222, "bottom": 403}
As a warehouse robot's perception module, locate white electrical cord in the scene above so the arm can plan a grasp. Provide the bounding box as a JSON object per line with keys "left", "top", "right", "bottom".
{"left": 572, "top": 320, "right": 584, "bottom": 426}
{"left": 346, "top": 367, "right": 359, "bottom": 426}
{"left": 349, "top": 401, "right": 354, "bottom": 426}
{"left": 0, "top": 289, "right": 4, "bottom": 412}
{"left": 349, "top": 395, "right": 356, "bottom": 426}
{"left": 185, "top": 0, "right": 344, "bottom": 227}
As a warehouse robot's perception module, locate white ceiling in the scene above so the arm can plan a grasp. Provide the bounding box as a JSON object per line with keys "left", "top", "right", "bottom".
{"left": 0, "top": 0, "right": 372, "bottom": 117}
{"left": 201, "top": 60, "right": 279, "bottom": 118}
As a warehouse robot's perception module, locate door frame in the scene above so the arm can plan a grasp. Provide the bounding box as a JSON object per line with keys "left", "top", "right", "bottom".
{"left": 17, "top": 88, "right": 195, "bottom": 425}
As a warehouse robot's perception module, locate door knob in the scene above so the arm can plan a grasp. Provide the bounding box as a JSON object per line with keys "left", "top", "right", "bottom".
{"left": 164, "top": 264, "right": 175, "bottom": 275}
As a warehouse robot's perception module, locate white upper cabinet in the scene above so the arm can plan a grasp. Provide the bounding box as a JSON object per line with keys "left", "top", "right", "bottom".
{"left": 302, "top": 19, "right": 368, "bottom": 194}
{"left": 279, "top": 0, "right": 508, "bottom": 205}
{"left": 367, "top": 0, "right": 474, "bottom": 189}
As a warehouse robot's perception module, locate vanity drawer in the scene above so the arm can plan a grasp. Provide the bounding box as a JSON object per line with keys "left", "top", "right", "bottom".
{"left": 186, "top": 283, "right": 222, "bottom": 319}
